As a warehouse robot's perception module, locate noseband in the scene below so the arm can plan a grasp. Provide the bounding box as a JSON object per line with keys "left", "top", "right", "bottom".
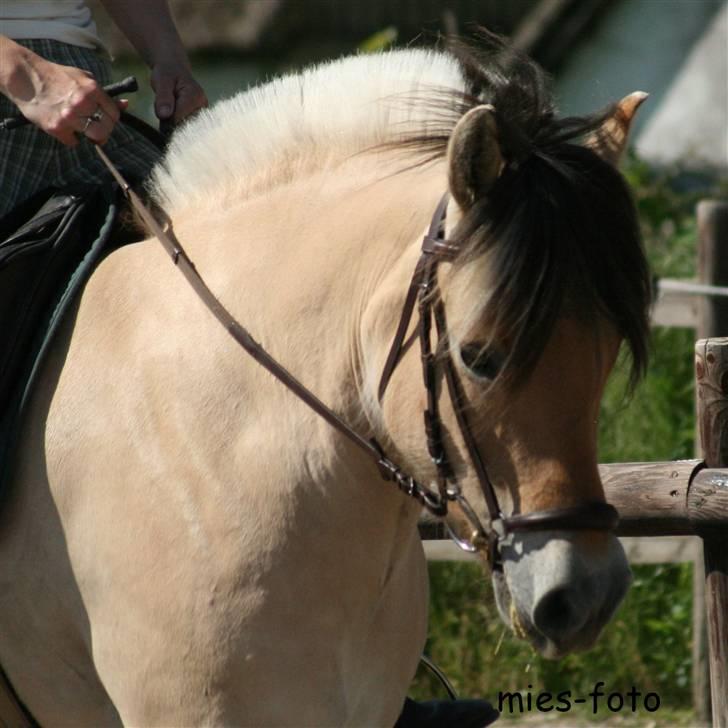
{"left": 95, "top": 146, "right": 618, "bottom": 572}
{"left": 377, "top": 192, "right": 619, "bottom": 569}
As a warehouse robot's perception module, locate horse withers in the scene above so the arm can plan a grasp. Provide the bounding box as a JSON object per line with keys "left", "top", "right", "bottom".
{"left": 0, "top": 34, "right": 651, "bottom": 726}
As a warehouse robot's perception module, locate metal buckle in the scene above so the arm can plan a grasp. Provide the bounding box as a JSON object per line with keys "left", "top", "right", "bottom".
{"left": 443, "top": 489, "right": 490, "bottom": 554}
{"left": 421, "top": 487, "right": 448, "bottom": 517}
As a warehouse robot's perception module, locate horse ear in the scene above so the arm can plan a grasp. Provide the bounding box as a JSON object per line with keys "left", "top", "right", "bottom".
{"left": 447, "top": 104, "right": 504, "bottom": 210}
{"left": 587, "top": 91, "right": 648, "bottom": 166}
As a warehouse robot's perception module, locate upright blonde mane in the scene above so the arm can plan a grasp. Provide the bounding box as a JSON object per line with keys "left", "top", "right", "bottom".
{"left": 149, "top": 49, "right": 464, "bottom": 214}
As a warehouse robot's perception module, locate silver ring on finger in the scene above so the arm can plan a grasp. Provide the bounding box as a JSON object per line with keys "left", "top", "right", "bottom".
{"left": 82, "top": 116, "right": 95, "bottom": 133}
{"left": 91, "top": 108, "right": 104, "bottom": 122}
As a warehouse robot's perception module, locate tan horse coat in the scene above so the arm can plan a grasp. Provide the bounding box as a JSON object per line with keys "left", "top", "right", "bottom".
{"left": 0, "top": 49, "right": 645, "bottom": 725}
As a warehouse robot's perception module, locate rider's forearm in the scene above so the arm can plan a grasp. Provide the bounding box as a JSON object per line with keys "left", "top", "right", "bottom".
{"left": 0, "top": 35, "right": 44, "bottom": 102}
{"left": 99, "top": 0, "right": 191, "bottom": 69}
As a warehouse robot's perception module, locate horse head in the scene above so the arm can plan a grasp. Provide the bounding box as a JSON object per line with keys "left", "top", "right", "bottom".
{"left": 369, "top": 41, "right": 650, "bottom": 658}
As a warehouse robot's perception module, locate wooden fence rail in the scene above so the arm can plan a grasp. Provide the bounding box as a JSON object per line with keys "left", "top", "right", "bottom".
{"left": 600, "top": 460, "right": 727, "bottom": 535}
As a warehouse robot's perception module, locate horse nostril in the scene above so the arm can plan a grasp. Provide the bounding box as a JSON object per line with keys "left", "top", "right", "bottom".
{"left": 532, "top": 587, "right": 586, "bottom": 641}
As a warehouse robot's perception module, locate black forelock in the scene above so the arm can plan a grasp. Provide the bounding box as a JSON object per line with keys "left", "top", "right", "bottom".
{"left": 387, "top": 29, "right": 651, "bottom": 389}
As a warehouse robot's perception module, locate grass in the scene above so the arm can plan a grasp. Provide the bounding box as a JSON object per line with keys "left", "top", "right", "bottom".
{"left": 410, "top": 159, "right": 727, "bottom": 726}
{"left": 410, "top": 561, "right": 693, "bottom": 721}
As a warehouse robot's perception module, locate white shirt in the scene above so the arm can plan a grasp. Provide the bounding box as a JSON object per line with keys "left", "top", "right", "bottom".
{"left": 1, "top": 1, "right": 105, "bottom": 52}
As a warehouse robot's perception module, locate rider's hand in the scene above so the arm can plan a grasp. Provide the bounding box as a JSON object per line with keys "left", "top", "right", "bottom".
{"left": 12, "top": 57, "right": 126, "bottom": 147}
{"left": 150, "top": 61, "right": 207, "bottom": 125}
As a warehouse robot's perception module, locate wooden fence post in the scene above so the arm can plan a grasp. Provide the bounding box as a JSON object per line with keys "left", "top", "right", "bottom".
{"left": 694, "top": 200, "right": 728, "bottom": 724}
{"left": 697, "top": 201, "right": 728, "bottom": 341}
{"left": 694, "top": 338, "right": 728, "bottom": 728}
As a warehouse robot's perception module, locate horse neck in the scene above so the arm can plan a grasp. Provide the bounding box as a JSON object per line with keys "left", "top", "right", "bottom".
{"left": 165, "top": 156, "right": 447, "bottom": 430}
{"left": 145, "top": 158, "right": 441, "bottom": 528}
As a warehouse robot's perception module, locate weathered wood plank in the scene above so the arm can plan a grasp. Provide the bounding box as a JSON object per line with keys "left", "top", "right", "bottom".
{"left": 698, "top": 202, "right": 728, "bottom": 340}
{"left": 695, "top": 338, "right": 728, "bottom": 728}
{"left": 599, "top": 460, "right": 702, "bottom": 535}
{"left": 621, "top": 535, "right": 701, "bottom": 563}
{"left": 689, "top": 467, "right": 728, "bottom": 531}
{"left": 694, "top": 205, "right": 728, "bottom": 724}
{"left": 703, "top": 535, "right": 728, "bottom": 727}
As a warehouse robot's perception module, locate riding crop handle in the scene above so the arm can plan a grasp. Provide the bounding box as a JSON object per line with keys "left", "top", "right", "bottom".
{"left": 0, "top": 76, "right": 139, "bottom": 130}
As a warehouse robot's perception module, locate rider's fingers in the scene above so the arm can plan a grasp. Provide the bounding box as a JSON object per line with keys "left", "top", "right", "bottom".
{"left": 95, "top": 89, "right": 121, "bottom": 125}
{"left": 172, "top": 81, "right": 208, "bottom": 123}
{"left": 76, "top": 109, "right": 113, "bottom": 144}
{"left": 66, "top": 75, "right": 103, "bottom": 116}
{"left": 153, "top": 75, "right": 175, "bottom": 121}
{"left": 75, "top": 95, "right": 127, "bottom": 145}
{"left": 76, "top": 92, "right": 118, "bottom": 125}
{"left": 43, "top": 104, "right": 82, "bottom": 146}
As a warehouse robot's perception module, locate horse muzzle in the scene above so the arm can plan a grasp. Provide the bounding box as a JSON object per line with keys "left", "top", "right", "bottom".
{"left": 493, "top": 530, "right": 632, "bottom": 658}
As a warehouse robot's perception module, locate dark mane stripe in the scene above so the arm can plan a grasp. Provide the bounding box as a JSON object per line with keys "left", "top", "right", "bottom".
{"left": 391, "top": 30, "right": 651, "bottom": 389}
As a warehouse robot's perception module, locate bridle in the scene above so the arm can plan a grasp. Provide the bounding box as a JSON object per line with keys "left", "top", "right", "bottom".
{"left": 376, "top": 191, "right": 619, "bottom": 568}
{"left": 95, "top": 147, "right": 619, "bottom": 572}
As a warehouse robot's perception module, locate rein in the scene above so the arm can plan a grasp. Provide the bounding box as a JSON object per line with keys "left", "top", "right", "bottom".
{"left": 94, "top": 145, "right": 619, "bottom": 571}
{"left": 94, "top": 146, "right": 449, "bottom": 517}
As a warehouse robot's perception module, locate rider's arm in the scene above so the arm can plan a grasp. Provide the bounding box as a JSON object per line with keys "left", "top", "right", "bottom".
{"left": 99, "top": 0, "right": 207, "bottom": 123}
{"left": 0, "top": 34, "right": 122, "bottom": 146}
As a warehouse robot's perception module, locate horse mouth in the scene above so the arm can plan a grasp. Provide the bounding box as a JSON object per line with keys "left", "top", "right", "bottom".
{"left": 493, "top": 570, "right": 538, "bottom": 646}
{"left": 509, "top": 599, "right": 583, "bottom": 659}
{"left": 493, "top": 571, "right": 595, "bottom": 659}
{"left": 508, "top": 600, "right": 553, "bottom": 656}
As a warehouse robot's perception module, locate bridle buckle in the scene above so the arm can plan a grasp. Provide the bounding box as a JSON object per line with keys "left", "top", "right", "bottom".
{"left": 442, "top": 487, "right": 490, "bottom": 554}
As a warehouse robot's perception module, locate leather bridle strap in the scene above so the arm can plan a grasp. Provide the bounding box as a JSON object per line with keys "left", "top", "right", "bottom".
{"left": 376, "top": 192, "right": 504, "bottom": 561}
{"left": 433, "top": 297, "right": 502, "bottom": 522}
{"left": 505, "top": 501, "right": 619, "bottom": 531}
{"left": 378, "top": 192, "right": 454, "bottom": 401}
{"left": 377, "top": 191, "right": 620, "bottom": 569}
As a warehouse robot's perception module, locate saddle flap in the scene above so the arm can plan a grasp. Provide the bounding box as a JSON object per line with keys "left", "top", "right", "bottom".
{"left": 0, "top": 191, "right": 84, "bottom": 269}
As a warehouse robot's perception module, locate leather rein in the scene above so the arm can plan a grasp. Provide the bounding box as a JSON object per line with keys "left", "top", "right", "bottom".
{"left": 95, "top": 145, "right": 619, "bottom": 571}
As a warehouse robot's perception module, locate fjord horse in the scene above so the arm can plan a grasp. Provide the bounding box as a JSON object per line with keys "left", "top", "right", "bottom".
{"left": 0, "top": 36, "right": 650, "bottom": 725}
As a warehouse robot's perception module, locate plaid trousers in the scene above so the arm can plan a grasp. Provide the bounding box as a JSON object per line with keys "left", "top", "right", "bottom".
{"left": 0, "top": 39, "right": 161, "bottom": 218}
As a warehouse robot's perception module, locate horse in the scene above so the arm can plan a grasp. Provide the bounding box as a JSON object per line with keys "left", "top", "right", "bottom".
{"left": 0, "top": 34, "right": 651, "bottom": 726}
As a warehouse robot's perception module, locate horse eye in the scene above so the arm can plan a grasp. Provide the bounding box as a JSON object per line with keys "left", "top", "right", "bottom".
{"left": 460, "top": 343, "right": 503, "bottom": 380}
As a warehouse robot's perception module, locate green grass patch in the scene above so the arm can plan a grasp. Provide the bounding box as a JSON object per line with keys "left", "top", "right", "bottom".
{"left": 410, "top": 561, "right": 693, "bottom": 718}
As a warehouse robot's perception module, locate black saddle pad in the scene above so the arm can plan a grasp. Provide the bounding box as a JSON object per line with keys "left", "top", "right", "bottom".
{"left": 0, "top": 182, "right": 121, "bottom": 507}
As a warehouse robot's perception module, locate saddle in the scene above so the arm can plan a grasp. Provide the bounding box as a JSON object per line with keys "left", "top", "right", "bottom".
{"left": 0, "top": 114, "right": 165, "bottom": 511}
{"left": 0, "top": 180, "right": 124, "bottom": 506}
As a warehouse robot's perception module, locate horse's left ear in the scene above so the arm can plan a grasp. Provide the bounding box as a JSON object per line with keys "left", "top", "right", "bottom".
{"left": 447, "top": 104, "right": 505, "bottom": 210}
{"left": 587, "top": 91, "right": 649, "bottom": 166}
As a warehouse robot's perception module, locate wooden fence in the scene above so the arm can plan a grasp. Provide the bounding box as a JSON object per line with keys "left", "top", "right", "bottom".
{"left": 421, "top": 200, "right": 728, "bottom": 727}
